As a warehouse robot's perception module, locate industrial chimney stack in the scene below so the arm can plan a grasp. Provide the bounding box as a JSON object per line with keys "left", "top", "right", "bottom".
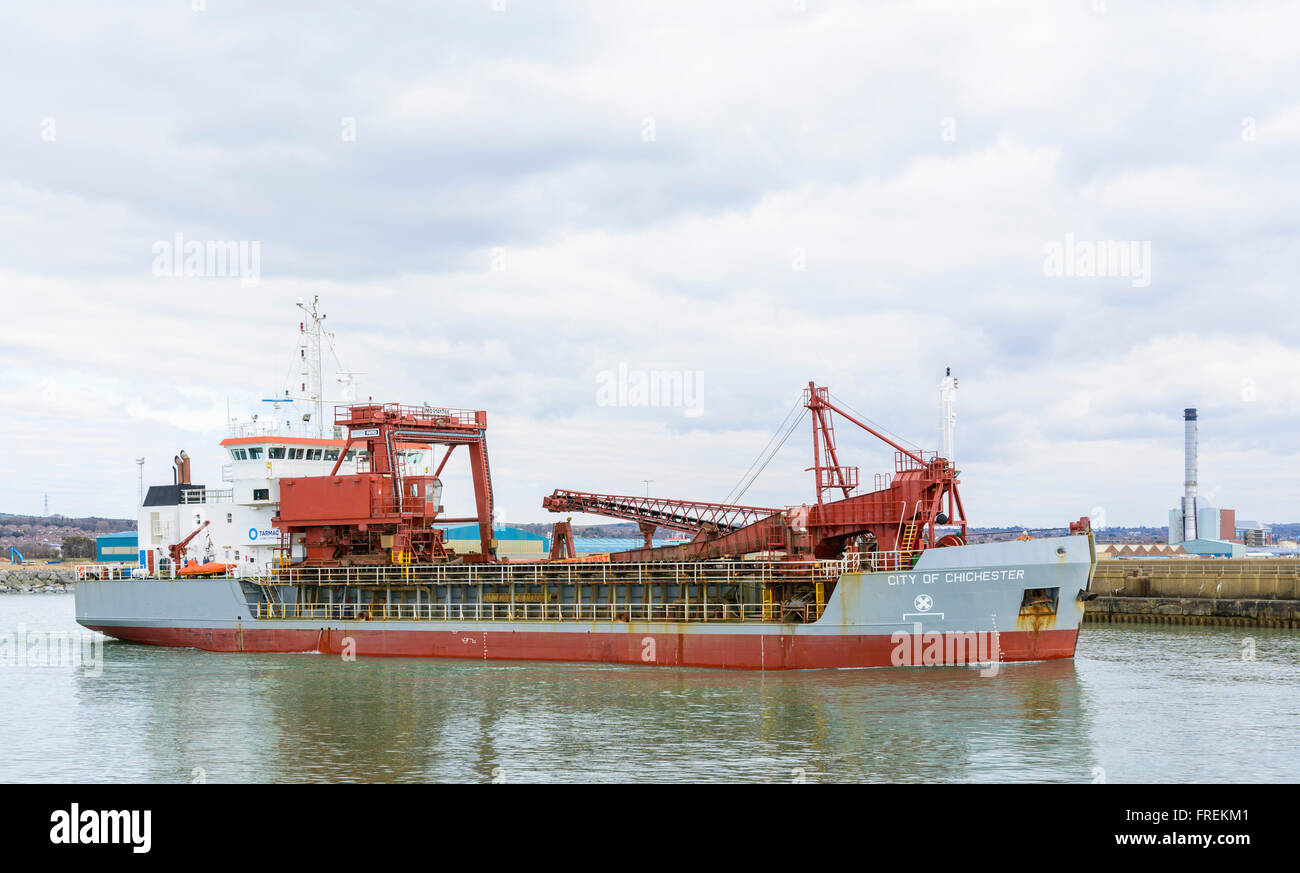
{"left": 1182, "top": 408, "right": 1198, "bottom": 541}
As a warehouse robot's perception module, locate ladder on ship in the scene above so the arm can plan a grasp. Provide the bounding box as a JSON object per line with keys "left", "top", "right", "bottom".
{"left": 258, "top": 581, "right": 282, "bottom": 618}
{"left": 898, "top": 519, "right": 920, "bottom": 568}
{"left": 395, "top": 444, "right": 409, "bottom": 512}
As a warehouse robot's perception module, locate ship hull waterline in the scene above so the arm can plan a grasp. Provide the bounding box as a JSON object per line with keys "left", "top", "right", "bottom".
{"left": 76, "top": 535, "right": 1094, "bottom": 671}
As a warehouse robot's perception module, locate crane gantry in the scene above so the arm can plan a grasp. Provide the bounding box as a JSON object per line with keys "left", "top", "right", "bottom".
{"left": 544, "top": 381, "right": 969, "bottom": 563}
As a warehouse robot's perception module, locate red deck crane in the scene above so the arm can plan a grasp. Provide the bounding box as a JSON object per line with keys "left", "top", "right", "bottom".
{"left": 168, "top": 519, "right": 210, "bottom": 566}
{"left": 544, "top": 382, "right": 969, "bottom": 564}
{"left": 275, "top": 402, "right": 496, "bottom": 565}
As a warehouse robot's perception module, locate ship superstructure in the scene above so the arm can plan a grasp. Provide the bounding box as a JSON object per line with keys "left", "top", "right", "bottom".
{"left": 134, "top": 297, "right": 369, "bottom": 575}
{"left": 137, "top": 437, "right": 371, "bottom": 575}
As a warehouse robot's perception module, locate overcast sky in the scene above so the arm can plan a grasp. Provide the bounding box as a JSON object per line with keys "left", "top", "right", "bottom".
{"left": 2, "top": 0, "right": 1298, "bottom": 528}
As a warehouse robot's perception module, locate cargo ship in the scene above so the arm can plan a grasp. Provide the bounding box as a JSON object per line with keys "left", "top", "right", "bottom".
{"left": 76, "top": 304, "right": 1096, "bottom": 670}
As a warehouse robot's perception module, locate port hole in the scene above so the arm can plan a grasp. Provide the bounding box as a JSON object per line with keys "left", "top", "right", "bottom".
{"left": 1019, "top": 587, "right": 1059, "bottom": 617}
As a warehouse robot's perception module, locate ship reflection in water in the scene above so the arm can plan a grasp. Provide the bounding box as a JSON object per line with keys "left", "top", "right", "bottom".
{"left": 89, "top": 649, "right": 1096, "bottom": 784}
{"left": 3, "top": 596, "right": 1299, "bottom": 783}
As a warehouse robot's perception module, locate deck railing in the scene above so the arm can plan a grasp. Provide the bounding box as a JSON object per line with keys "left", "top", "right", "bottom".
{"left": 179, "top": 488, "right": 235, "bottom": 504}
{"left": 266, "top": 557, "right": 872, "bottom": 588}
{"left": 255, "top": 599, "right": 824, "bottom": 624}
{"left": 77, "top": 553, "right": 914, "bottom": 585}
{"left": 74, "top": 564, "right": 138, "bottom": 581}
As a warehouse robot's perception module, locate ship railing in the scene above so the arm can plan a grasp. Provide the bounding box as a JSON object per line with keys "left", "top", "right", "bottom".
{"left": 180, "top": 488, "right": 235, "bottom": 504}
{"left": 79, "top": 566, "right": 243, "bottom": 581}
{"left": 227, "top": 420, "right": 298, "bottom": 439}
{"left": 255, "top": 599, "right": 824, "bottom": 624}
{"left": 267, "top": 559, "right": 850, "bottom": 587}
{"left": 75, "top": 564, "right": 138, "bottom": 581}
{"left": 894, "top": 450, "right": 939, "bottom": 473}
{"left": 820, "top": 550, "right": 917, "bottom": 574}
{"left": 335, "top": 403, "right": 484, "bottom": 430}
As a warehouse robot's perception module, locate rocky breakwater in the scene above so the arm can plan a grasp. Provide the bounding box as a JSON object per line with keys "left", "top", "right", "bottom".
{"left": 0, "top": 567, "right": 77, "bottom": 593}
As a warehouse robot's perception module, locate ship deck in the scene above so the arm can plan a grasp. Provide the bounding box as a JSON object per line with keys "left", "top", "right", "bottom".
{"left": 79, "top": 553, "right": 927, "bottom": 626}
{"left": 264, "top": 556, "right": 877, "bottom": 587}
{"left": 251, "top": 557, "right": 887, "bottom": 624}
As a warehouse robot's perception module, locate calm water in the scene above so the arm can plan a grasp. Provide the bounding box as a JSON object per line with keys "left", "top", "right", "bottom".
{"left": 1, "top": 594, "right": 1297, "bottom": 783}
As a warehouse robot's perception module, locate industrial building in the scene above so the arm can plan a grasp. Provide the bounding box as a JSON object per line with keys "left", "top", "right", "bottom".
{"left": 95, "top": 531, "right": 139, "bottom": 563}
{"left": 1236, "top": 521, "right": 1273, "bottom": 547}
{"left": 1098, "top": 543, "right": 1188, "bottom": 558}
{"left": 1166, "top": 408, "right": 1245, "bottom": 557}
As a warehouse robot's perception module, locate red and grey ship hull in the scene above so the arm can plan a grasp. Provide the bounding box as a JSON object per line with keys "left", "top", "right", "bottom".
{"left": 75, "top": 534, "right": 1095, "bottom": 670}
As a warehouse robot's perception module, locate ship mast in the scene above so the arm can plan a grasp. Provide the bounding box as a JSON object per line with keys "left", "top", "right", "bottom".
{"left": 938, "top": 367, "right": 957, "bottom": 464}
{"left": 296, "top": 296, "right": 326, "bottom": 439}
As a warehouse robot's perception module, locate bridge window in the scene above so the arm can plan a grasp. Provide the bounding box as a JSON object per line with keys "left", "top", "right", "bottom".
{"left": 247, "top": 447, "right": 264, "bottom": 460}
{"left": 269, "top": 447, "right": 286, "bottom": 459}
{"left": 230, "top": 448, "right": 248, "bottom": 460}
{"left": 307, "top": 449, "right": 323, "bottom": 460}
{"left": 344, "top": 450, "right": 356, "bottom": 461}
{"left": 323, "top": 449, "right": 340, "bottom": 461}
{"left": 289, "top": 448, "right": 305, "bottom": 460}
